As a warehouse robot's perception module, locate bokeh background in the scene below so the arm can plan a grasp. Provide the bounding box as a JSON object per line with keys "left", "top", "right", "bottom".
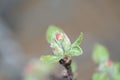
{"left": 0, "top": 0, "right": 120, "bottom": 80}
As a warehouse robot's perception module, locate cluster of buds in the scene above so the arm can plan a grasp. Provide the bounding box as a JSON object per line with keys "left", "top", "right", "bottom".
{"left": 40, "top": 26, "right": 83, "bottom": 80}
{"left": 50, "top": 32, "right": 71, "bottom": 56}
{"left": 55, "top": 32, "right": 71, "bottom": 46}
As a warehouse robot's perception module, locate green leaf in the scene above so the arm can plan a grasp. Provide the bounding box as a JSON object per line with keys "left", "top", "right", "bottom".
{"left": 92, "top": 44, "right": 109, "bottom": 63}
{"left": 71, "top": 62, "right": 77, "bottom": 72}
{"left": 68, "top": 46, "right": 83, "bottom": 56}
{"left": 62, "top": 33, "right": 71, "bottom": 51}
{"left": 115, "top": 62, "right": 120, "bottom": 71}
{"left": 46, "top": 25, "right": 63, "bottom": 43}
{"left": 114, "top": 73, "right": 120, "bottom": 80}
{"left": 50, "top": 42, "right": 64, "bottom": 56}
{"left": 72, "top": 32, "right": 83, "bottom": 47}
{"left": 110, "top": 63, "right": 120, "bottom": 75}
{"left": 92, "top": 73, "right": 109, "bottom": 80}
{"left": 40, "top": 55, "right": 60, "bottom": 63}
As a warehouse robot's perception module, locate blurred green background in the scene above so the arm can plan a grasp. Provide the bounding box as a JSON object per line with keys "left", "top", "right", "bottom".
{"left": 0, "top": 0, "right": 120, "bottom": 80}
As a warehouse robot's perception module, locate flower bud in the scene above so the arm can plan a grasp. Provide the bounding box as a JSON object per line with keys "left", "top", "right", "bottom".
{"left": 56, "top": 33, "right": 63, "bottom": 40}
{"left": 106, "top": 60, "right": 113, "bottom": 67}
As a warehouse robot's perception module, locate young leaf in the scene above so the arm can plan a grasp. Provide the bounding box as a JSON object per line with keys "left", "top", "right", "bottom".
{"left": 68, "top": 46, "right": 83, "bottom": 56}
{"left": 62, "top": 33, "right": 71, "bottom": 51}
{"left": 72, "top": 32, "right": 83, "bottom": 47}
{"left": 92, "top": 44, "right": 109, "bottom": 63}
{"left": 50, "top": 42, "right": 64, "bottom": 56}
{"left": 46, "top": 25, "right": 63, "bottom": 43}
{"left": 40, "top": 55, "right": 60, "bottom": 63}
{"left": 92, "top": 73, "right": 109, "bottom": 80}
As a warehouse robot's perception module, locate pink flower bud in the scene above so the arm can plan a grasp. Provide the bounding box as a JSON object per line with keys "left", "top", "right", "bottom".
{"left": 56, "top": 33, "right": 63, "bottom": 40}
{"left": 106, "top": 60, "right": 113, "bottom": 67}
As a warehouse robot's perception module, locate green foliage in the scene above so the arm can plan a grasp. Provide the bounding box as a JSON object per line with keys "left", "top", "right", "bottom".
{"left": 24, "top": 59, "right": 54, "bottom": 80}
{"left": 114, "top": 73, "right": 120, "bottom": 80}
{"left": 92, "top": 44, "right": 120, "bottom": 80}
{"left": 68, "top": 32, "right": 83, "bottom": 57}
{"left": 40, "top": 55, "right": 61, "bottom": 63}
{"left": 92, "top": 73, "right": 109, "bottom": 80}
{"left": 68, "top": 46, "right": 83, "bottom": 56}
{"left": 93, "top": 60, "right": 120, "bottom": 80}
{"left": 115, "top": 62, "right": 120, "bottom": 70}
{"left": 50, "top": 42, "right": 64, "bottom": 56}
{"left": 40, "top": 25, "right": 83, "bottom": 63}
{"left": 92, "top": 44, "right": 109, "bottom": 63}
{"left": 62, "top": 33, "right": 71, "bottom": 51}
{"left": 72, "top": 32, "right": 83, "bottom": 47}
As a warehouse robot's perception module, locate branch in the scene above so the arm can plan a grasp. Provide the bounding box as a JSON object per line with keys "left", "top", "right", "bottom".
{"left": 59, "top": 56, "right": 73, "bottom": 80}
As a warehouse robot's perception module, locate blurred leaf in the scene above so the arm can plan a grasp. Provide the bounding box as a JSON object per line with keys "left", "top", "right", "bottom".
{"left": 46, "top": 25, "right": 63, "bottom": 43}
{"left": 25, "top": 77, "right": 37, "bottom": 80}
{"left": 71, "top": 62, "right": 77, "bottom": 72}
{"left": 92, "top": 44, "right": 109, "bottom": 63}
{"left": 114, "top": 73, "right": 120, "bottom": 80}
{"left": 68, "top": 46, "right": 83, "bottom": 56}
{"left": 40, "top": 55, "right": 60, "bottom": 63}
{"left": 115, "top": 62, "right": 120, "bottom": 71}
{"left": 72, "top": 32, "right": 83, "bottom": 47}
{"left": 98, "top": 62, "right": 107, "bottom": 72}
{"left": 109, "top": 63, "right": 120, "bottom": 75}
{"left": 24, "top": 59, "right": 55, "bottom": 80}
{"left": 92, "top": 73, "right": 109, "bottom": 80}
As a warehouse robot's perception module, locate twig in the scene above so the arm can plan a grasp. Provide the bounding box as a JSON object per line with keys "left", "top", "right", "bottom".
{"left": 59, "top": 56, "right": 73, "bottom": 80}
